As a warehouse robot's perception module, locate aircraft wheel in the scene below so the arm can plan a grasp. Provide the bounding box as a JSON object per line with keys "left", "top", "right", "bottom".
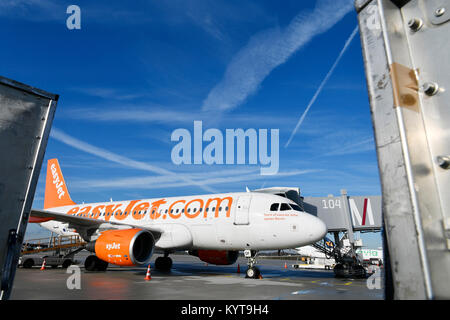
{"left": 22, "top": 258, "right": 34, "bottom": 269}
{"left": 85, "top": 255, "right": 108, "bottom": 271}
{"left": 155, "top": 256, "right": 172, "bottom": 272}
{"left": 62, "top": 259, "right": 72, "bottom": 269}
{"left": 245, "top": 267, "right": 261, "bottom": 279}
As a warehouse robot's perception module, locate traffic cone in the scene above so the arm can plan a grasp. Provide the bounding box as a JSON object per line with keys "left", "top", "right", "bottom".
{"left": 145, "top": 264, "right": 152, "bottom": 281}
{"left": 237, "top": 264, "right": 240, "bottom": 274}
{"left": 284, "top": 262, "right": 288, "bottom": 269}
{"left": 258, "top": 274, "right": 263, "bottom": 279}
{"left": 40, "top": 259, "right": 46, "bottom": 270}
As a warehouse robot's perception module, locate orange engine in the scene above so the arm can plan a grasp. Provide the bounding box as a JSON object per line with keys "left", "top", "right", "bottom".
{"left": 190, "top": 250, "right": 239, "bottom": 265}
{"left": 87, "top": 229, "right": 154, "bottom": 266}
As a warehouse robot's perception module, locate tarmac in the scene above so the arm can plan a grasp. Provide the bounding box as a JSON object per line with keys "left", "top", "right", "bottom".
{"left": 11, "top": 253, "right": 384, "bottom": 300}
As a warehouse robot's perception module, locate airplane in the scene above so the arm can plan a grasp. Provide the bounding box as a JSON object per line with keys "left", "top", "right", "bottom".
{"left": 29, "top": 158, "right": 327, "bottom": 279}
{"left": 295, "top": 238, "right": 335, "bottom": 258}
{"left": 295, "top": 245, "right": 327, "bottom": 259}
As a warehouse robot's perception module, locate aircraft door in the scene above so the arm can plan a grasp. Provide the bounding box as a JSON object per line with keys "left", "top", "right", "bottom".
{"left": 234, "top": 195, "right": 251, "bottom": 225}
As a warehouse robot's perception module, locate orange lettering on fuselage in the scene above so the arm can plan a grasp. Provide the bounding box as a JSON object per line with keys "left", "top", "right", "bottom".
{"left": 78, "top": 206, "right": 91, "bottom": 218}
{"left": 205, "top": 197, "right": 232, "bottom": 218}
{"left": 168, "top": 199, "right": 186, "bottom": 219}
{"left": 92, "top": 205, "right": 105, "bottom": 219}
{"left": 133, "top": 202, "right": 150, "bottom": 220}
{"left": 64, "top": 197, "right": 234, "bottom": 221}
{"left": 185, "top": 199, "right": 204, "bottom": 219}
{"left": 149, "top": 199, "right": 166, "bottom": 220}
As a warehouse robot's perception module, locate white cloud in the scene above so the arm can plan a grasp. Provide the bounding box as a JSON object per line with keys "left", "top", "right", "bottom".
{"left": 284, "top": 25, "right": 359, "bottom": 148}
{"left": 70, "top": 168, "right": 321, "bottom": 191}
{"left": 201, "top": 0, "right": 354, "bottom": 112}
{"left": 64, "top": 106, "right": 294, "bottom": 127}
{"left": 50, "top": 128, "right": 218, "bottom": 193}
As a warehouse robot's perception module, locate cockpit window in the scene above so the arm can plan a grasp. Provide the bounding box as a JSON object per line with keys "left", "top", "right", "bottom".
{"left": 270, "top": 203, "right": 279, "bottom": 211}
{"left": 290, "top": 204, "right": 302, "bottom": 212}
{"left": 280, "top": 203, "right": 291, "bottom": 211}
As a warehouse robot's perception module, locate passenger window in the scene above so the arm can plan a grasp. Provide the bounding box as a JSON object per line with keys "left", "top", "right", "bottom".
{"left": 270, "top": 203, "right": 279, "bottom": 211}
{"left": 280, "top": 203, "right": 291, "bottom": 211}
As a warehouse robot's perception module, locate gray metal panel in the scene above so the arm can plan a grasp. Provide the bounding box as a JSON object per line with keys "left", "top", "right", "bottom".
{"left": 399, "top": 0, "right": 450, "bottom": 300}
{"left": 357, "top": 0, "right": 429, "bottom": 300}
{"left": 0, "top": 76, "right": 57, "bottom": 299}
{"left": 357, "top": 0, "right": 450, "bottom": 299}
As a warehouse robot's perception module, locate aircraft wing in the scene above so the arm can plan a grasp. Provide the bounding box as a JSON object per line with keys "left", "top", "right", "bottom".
{"left": 30, "top": 208, "right": 163, "bottom": 237}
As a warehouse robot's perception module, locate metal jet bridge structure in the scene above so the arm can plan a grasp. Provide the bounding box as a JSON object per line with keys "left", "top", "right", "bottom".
{"left": 0, "top": 76, "right": 58, "bottom": 300}
{"left": 253, "top": 187, "right": 382, "bottom": 277}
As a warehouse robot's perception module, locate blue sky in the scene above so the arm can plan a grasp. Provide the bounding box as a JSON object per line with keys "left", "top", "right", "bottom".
{"left": 1, "top": 0, "right": 382, "bottom": 247}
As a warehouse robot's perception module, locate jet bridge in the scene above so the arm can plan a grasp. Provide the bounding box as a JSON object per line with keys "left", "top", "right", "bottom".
{"left": 252, "top": 187, "right": 382, "bottom": 277}
{"left": 356, "top": 0, "right": 450, "bottom": 299}
{"left": 0, "top": 76, "right": 58, "bottom": 300}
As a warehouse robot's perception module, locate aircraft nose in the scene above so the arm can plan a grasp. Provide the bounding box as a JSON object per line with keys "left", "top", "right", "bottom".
{"left": 306, "top": 214, "right": 327, "bottom": 242}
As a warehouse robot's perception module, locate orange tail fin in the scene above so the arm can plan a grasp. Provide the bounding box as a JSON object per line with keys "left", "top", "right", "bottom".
{"left": 44, "top": 158, "right": 76, "bottom": 209}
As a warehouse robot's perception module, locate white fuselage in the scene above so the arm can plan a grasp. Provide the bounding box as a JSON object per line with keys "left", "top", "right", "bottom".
{"left": 40, "top": 192, "right": 327, "bottom": 251}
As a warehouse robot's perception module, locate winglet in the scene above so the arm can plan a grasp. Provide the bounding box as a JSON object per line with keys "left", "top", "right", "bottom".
{"left": 44, "top": 158, "right": 76, "bottom": 209}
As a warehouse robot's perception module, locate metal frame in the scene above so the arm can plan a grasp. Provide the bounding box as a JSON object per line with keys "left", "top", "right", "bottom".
{"left": 0, "top": 76, "right": 58, "bottom": 300}
{"left": 356, "top": 0, "right": 450, "bottom": 299}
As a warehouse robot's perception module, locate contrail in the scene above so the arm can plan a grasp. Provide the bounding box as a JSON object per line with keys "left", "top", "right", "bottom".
{"left": 50, "top": 128, "right": 218, "bottom": 193}
{"left": 284, "top": 25, "right": 359, "bottom": 148}
{"left": 201, "top": 0, "right": 354, "bottom": 112}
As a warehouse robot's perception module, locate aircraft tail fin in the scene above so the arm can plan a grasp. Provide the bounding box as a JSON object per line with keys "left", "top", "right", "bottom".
{"left": 43, "top": 158, "right": 76, "bottom": 209}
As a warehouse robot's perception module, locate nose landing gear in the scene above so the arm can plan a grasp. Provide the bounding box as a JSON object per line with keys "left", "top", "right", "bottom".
{"left": 244, "top": 250, "right": 261, "bottom": 279}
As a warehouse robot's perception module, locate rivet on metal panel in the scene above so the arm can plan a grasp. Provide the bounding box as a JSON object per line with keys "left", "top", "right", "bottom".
{"left": 437, "top": 155, "right": 450, "bottom": 169}
{"left": 435, "top": 7, "right": 446, "bottom": 17}
{"left": 423, "top": 82, "right": 439, "bottom": 96}
{"left": 408, "top": 18, "right": 423, "bottom": 32}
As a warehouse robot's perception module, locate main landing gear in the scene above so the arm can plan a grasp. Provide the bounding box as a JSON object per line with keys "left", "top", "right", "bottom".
{"left": 84, "top": 255, "right": 108, "bottom": 272}
{"left": 244, "top": 250, "right": 261, "bottom": 279}
{"left": 155, "top": 252, "right": 172, "bottom": 272}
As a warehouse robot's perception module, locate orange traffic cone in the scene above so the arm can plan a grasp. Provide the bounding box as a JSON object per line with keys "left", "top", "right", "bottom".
{"left": 40, "top": 259, "right": 46, "bottom": 270}
{"left": 145, "top": 264, "right": 152, "bottom": 281}
{"left": 237, "top": 264, "right": 240, "bottom": 274}
{"left": 284, "top": 262, "right": 288, "bottom": 269}
{"left": 258, "top": 274, "right": 263, "bottom": 279}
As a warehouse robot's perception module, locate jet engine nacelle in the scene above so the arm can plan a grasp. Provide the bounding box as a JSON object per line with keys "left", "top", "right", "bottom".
{"left": 87, "top": 229, "right": 154, "bottom": 266}
{"left": 190, "top": 250, "right": 239, "bottom": 265}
